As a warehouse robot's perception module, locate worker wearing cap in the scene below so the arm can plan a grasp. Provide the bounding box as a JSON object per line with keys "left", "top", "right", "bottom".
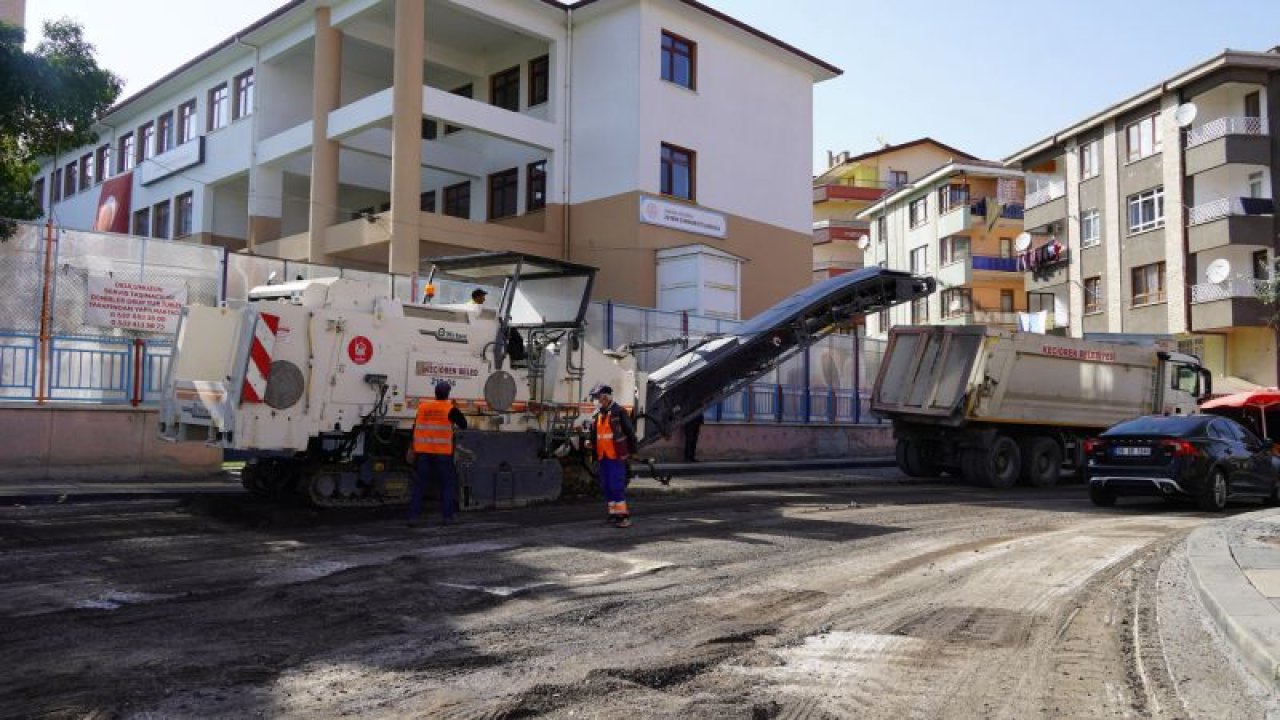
{"left": 409, "top": 381, "right": 468, "bottom": 527}
{"left": 588, "top": 383, "right": 638, "bottom": 528}
{"left": 470, "top": 288, "right": 487, "bottom": 305}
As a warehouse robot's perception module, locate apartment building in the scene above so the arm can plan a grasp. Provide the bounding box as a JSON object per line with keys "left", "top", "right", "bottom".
{"left": 1005, "top": 48, "right": 1280, "bottom": 388}
{"left": 31, "top": 0, "right": 839, "bottom": 319}
{"left": 856, "top": 159, "right": 1026, "bottom": 339}
{"left": 811, "top": 138, "right": 977, "bottom": 282}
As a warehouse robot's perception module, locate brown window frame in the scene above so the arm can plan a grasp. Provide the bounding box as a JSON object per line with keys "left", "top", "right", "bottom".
{"left": 79, "top": 153, "right": 93, "bottom": 191}
{"left": 94, "top": 144, "right": 109, "bottom": 184}
{"left": 152, "top": 199, "right": 171, "bottom": 239}
{"left": 489, "top": 65, "right": 520, "bottom": 112}
{"left": 175, "top": 192, "right": 194, "bottom": 237}
{"left": 660, "top": 30, "right": 696, "bottom": 90}
{"left": 526, "top": 160, "right": 547, "bottom": 212}
{"left": 1084, "top": 276, "right": 1102, "bottom": 314}
{"left": 487, "top": 168, "right": 519, "bottom": 220}
{"left": 908, "top": 196, "right": 928, "bottom": 228}
{"left": 64, "top": 161, "right": 77, "bottom": 197}
{"left": 1124, "top": 113, "right": 1161, "bottom": 163}
{"left": 207, "top": 83, "right": 228, "bottom": 131}
{"left": 1000, "top": 289, "right": 1015, "bottom": 313}
{"left": 528, "top": 54, "right": 549, "bottom": 106}
{"left": 177, "top": 99, "right": 198, "bottom": 144}
{"left": 910, "top": 296, "right": 928, "bottom": 324}
{"left": 1131, "top": 261, "right": 1167, "bottom": 306}
{"left": 941, "top": 287, "right": 972, "bottom": 318}
{"left": 155, "top": 111, "right": 174, "bottom": 155}
{"left": 137, "top": 121, "right": 155, "bottom": 162}
{"left": 132, "top": 207, "right": 150, "bottom": 237}
{"left": 443, "top": 181, "right": 471, "bottom": 219}
{"left": 118, "top": 133, "right": 136, "bottom": 173}
{"left": 660, "top": 142, "right": 695, "bottom": 201}
{"left": 232, "top": 70, "right": 254, "bottom": 120}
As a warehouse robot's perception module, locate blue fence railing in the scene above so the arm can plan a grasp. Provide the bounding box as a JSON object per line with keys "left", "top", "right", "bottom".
{"left": 2, "top": 334, "right": 171, "bottom": 405}
{"left": 0, "top": 332, "right": 38, "bottom": 399}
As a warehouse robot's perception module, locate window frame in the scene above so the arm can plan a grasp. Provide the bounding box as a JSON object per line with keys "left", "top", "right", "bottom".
{"left": 910, "top": 296, "right": 928, "bottom": 324}
{"left": 175, "top": 192, "right": 194, "bottom": 237}
{"left": 489, "top": 65, "right": 520, "bottom": 112}
{"left": 138, "top": 121, "right": 155, "bottom": 162}
{"left": 660, "top": 142, "right": 696, "bottom": 201}
{"left": 152, "top": 199, "right": 171, "bottom": 240}
{"left": 1000, "top": 289, "right": 1015, "bottom": 313}
{"left": 909, "top": 246, "right": 928, "bottom": 275}
{"left": 487, "top": 167, "right": 520, "bottom": 220}
{"left": 1084, "top": 276, "right": 1103, "bottom": 314}
{"left": 1079, "top": 140, "right": 1100, "bottom": 180}
{"left": 908, "top": 196, "right": 928, "bottom": 228}
{"left": 1127, "top": 186, "right": 1165, "bottom": 234}
{"left": 660, "top": 30, "right": 696, "bottom": 90}
{"left": 888, "top": 170, "right": 908, "bottom": 189}
{"left": 78, "top": 153, "right": 93, "bottom": 191}
{"left": 177, "top": 99, "right": 198, "bottom": 145}
{"left": 941, "top": 287, "right": 973, "bottom": 318}
{"left": 443, "top": 181, "right": 471, "bottom": 219}
{"left": 1081, "top": 208, "right": 1101, "bottom": 248}
{"left": 937, "top": 183, "right": 969, "bottom": 214}
{"left": 528, "top": 54, "right": 549, "bottom": 106}
{"left": 63, "top": 161, "right": 77, "bottom": 197}
{"left": 207, "top": 83, "right": 229, "bottom": 131}
{"left": 118, "top": 133, "right": 136, "bottom": 173}
{"left": 1130, "top": 261, "right": 1167, "bottom": 307}
{"left": 52, "top": 168, "right": 62, "bottom": 202}
{"left": 94, "top": 144, "right": 109, "bottom": 184}
{"left": 527, "top": 160, "right": 547, "bottom": 212}
{"left": 232, "top": 70, "right": 254, "bottom": 120}
{"left": 419, "top": 190, "right": 436, "bottom": 213}
{"left": 940, "top": 235, "right": 970, "bottom": 266}
{"left": 155, "top": 111, "right": 174, "bottom": 155}
{"left": 1124, "top": 113, "right": 1162, "bottom": 163}
{"left": 132, "top": 207, "right": 151, "bottom": 237}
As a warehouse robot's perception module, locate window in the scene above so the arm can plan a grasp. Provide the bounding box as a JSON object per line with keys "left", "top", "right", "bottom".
{"left": 156, "top": 111, "right": 174, "bottom": 155}
{"left": 1081, "top": 208, "right": 1100, "bottom": 248}
{"left": 1125, "top": 113, "right": 1161, "bottom": 162}
{"left": 1127, "top": 187, "right": 1164, "bottom": 234}
{"left": 908, "top": 196, "right": 928, "bottom": 228}
{"left": 941, "top": 288, "right": 972, "bottom": 318}
{"left": 940, "top": 235, "right": 969, "bottom": 265}
{"left": 32, "top": 177, "right": 44, "bottom": 213}
{"left": 94, "top": 145, "right": 109, "bottom": 184}
{"left": 178, "top": 100, "right": 197, "bottom": 144}
{"left": 421, "top": 117, "right": 437, "bottom": 141}
{"left": 909, "top": 246, "right": 927, "bottom": 274}
{"left": 419, "top": 190, "right": 436, "bottom": 213}
{"left": 490, "top": 65, "right": 520, "bottom": 112}
{"left": 445, "top": 84, "right": 472, "bottom": 134}
{"left": 1131, "top": 262, "right": 1166, "bottom": 306}
{"left": 118, "top": 133, "right": 136, "bottom": 172}
{"left": 1027, "top": 291, "right": 1054, "bottom": 314}
{"left": 876, "top": 215, "right": 887, "bottom": 243}
{"left": 527, "top": 160, "right": 546, "bottom": 211}
{"left": 208, "top": 83, "right": 228, "bottom": 131}
{"left": 888, "top": 170, "right": 908, "bottom": 189}
{"left": 910, "top": 297, "right": 928, "bottom": 324}
{"left": 132, "top": 207, "right": 150, "bottom": 237}
{"left": 443, "top": 181, "right": 470, "bottom": 218}
{"left": 1245, "top": 91, "right": 1261, "bottom": 119}
{"left": 660, "top": 30, "right": 695, "bottom": 89}
{"left": 63, "top": 162, "right": 76, "bottom": 197}
{"left": 1079, "top": 140, "right": 1100, "bottom": 180}
{"left": 999, "top": 237, "right": 1013, "bottom": 258}
{"left": 1000, "top": 289, "right": 1014, "bottom": 313}
{"left": 938, "top": 183, "right": 969, "bottom": 213}
{"left": 79, "top": 154, "right": 93, "bottom": 190}
{"left": 138, "top": 122, "right": 155, "bottom": 162}
{"left": 52, "top": 168, "right": 62, "bottom": 202}
{"left": 1253, "top": 250, "right": 1270, "bottom": 280}
{"left": 1249, "top": 171, "right": 1264, "bottom": 199}
{"left": 660, "top": 142, "right": 695, "bottom": 200}
{"left": 1084, "top": 277, "right": 1103, "bottom": 314}
{"left": 233, "top": 70, "right": 254, "bottom": 120}
{"left": 175, "top": 192, "right": 194, "bottom": 237}
{"left": 487, "top": 168, "right": 519, "bottom": 220}
{"left": 152, "top": 200, "right": 171, "bottom": 239}
{"left": 528, "top": 55, "right": 549, "bottom": 106}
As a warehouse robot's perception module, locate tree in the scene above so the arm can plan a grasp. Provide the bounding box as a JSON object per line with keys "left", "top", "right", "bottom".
{"left": 0, "top": 19, "right": 121, "bottom": 239}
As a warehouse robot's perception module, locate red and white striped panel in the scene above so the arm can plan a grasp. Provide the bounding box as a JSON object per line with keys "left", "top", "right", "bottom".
{"left": 241, "top": 312, "right": 280, "bottom": 404}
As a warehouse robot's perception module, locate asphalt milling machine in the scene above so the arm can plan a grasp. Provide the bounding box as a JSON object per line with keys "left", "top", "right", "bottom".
{"left": 158, "top": 252, "right": 934, "bottom": 509}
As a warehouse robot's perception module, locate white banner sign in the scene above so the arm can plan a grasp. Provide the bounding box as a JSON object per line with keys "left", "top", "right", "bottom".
{"left": 86, "top": 275, "right": 187, "bottom": 334}
{"left": 640, "top": 196, "right": 727, "bottom": 239}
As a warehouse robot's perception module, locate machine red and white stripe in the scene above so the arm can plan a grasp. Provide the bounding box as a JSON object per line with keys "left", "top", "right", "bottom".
{"left": 240, "top": 312, "right": 279, "bottom": 404}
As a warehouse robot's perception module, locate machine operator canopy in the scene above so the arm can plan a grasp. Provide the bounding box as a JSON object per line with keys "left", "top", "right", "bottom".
{"left": 424, "top": 252, "right": 597, "bottom": 329}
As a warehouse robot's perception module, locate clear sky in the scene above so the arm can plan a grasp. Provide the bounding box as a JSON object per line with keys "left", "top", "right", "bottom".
{"left": 22, "top": 0, "right": 1280, "bottom": 171}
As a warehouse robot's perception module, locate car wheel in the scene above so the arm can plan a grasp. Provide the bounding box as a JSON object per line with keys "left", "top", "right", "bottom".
{"left": 1089, "top": 484, "right": 1116, "bottom": 507}
{"left": 1196, "top": 469, "right": 1228, "bottom": 512}
{"left": 896, "top": 438, "right": 941, "bottom": 478}
{"left": 1019, "top": 436, "right": 1063, "bottom": 488}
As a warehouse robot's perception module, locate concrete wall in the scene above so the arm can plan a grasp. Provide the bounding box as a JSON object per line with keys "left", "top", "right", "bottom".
{"left": 0, "top": 405, "right": 222, "bottom": 482}
{"left": 643, "top": 422, "right": 894, "bottom": 462}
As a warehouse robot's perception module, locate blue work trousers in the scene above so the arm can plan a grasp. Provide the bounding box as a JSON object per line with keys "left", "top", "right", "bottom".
{"left": 597, "top": 458, "right": 629, "bottom": 517}
{"left": 410, "top": 452, "right": 457, "bottom": 522}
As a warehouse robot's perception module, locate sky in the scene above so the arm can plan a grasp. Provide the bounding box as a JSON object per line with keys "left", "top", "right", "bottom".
{"left": 21, "top": 0, "right": 1280, "bottom": 172}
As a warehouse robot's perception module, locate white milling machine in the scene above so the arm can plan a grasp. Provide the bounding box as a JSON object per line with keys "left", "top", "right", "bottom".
{"left": 159, "top": 252, "right": 934, "bottom": 509}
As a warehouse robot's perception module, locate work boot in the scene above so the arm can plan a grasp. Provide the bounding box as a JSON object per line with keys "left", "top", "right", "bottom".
{"left": 615, "top": 517, "right": 632, "bottom": 529}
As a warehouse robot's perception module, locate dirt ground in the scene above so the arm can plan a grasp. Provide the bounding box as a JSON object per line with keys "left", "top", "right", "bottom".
{"left": 0, "top": 473, "right": 1275, "bottom": 719}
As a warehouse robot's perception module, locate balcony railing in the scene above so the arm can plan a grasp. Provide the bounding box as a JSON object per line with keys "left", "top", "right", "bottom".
{"left": 1024, "top": 180, "right": 1066, "bottom": 208}
{"left": 969, "top": 198, "right": 1025, "bottom": 220}
{"left": 1188, "top": 196, "right": 1276, "bottom": 225}
{"left": 1191, "top": 278, "right": 1269, "bottom": 303}
{"left": 971, "top": 255, "right": 1019, "bottom": 272}
{"left": 1186, "top": 116, "right": 1266, "bottom": 148}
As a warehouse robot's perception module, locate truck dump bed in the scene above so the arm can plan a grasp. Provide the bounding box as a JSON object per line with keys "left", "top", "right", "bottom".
{"left": 872, "top": 325, "right": 1164, "bottom": 430}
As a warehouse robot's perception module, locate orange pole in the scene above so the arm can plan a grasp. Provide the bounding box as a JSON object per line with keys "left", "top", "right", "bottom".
{"left": 35, "top": 218, "right": 54, "bottom": 404}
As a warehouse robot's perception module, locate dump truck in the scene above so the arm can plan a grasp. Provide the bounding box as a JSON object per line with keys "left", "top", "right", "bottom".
{"left": 158, "top": 251, "right": 934, "bottom": 508}
{"left": 870, "top": 324, "right": 1212, "bottom": 488}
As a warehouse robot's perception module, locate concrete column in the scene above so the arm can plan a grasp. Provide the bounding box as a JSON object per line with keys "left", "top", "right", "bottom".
{"left": 248, "top": 164, "right": 283, "bottom": 250}
{"left": 1160, "top": 93, "right": 1188, "bottom": 334}
{"left": 308, "top": 6, "right": 343, "bottom": 263}
{"left": 1063, "top": 145, "right": 1083, "bottom": 338}
{"left": 1101, "top": 119, "right": 1124, "bottom": 332}
{"left": 388, "top": 0, "right": 424, "bottom": 274}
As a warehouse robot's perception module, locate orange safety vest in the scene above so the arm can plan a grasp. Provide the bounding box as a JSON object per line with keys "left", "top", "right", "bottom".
{"left": 595, "top": 412, "right": 618, "bottom": 460}
{"left": 413, "top": 399, "right": 455, "bottom": 454}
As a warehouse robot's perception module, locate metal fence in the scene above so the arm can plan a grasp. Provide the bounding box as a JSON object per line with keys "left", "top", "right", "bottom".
{"left": 0, "top": 221, "right": 885, "bottom": 423}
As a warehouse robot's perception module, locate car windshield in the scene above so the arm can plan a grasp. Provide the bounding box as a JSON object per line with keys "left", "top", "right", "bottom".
{"left": 1104, "top": 415, "right": 1209, "bottom": 437}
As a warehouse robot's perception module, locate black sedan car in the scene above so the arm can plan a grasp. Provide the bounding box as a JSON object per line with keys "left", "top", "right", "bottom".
{"left": 1085, "top": 414, "right": 1280, "bottom": 511}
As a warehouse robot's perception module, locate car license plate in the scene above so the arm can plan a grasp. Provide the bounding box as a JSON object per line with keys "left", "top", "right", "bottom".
{"left": 1112, "top": 446, "right": 1150, "bottom": 457}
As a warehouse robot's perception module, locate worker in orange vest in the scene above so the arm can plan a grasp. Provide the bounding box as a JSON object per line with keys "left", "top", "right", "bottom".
{"left": 409, "top": 381, "right": 468, "bottom": 527}
{"left": 588, "top": 383, "right": 638, "bottom": 528}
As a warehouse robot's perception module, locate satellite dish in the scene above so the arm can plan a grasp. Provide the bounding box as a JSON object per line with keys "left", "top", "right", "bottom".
{"left": 856, "top": 235, "right": 870, "bottom": 250}
{"left": 1014, "top": 232, "right": 1032, "bottom": 252}
{"left": 1174, "top": 102, "right": 1198, "bottom": 128}
{"left": 1205, "top": 258, "right": 1231, "bottom": 284}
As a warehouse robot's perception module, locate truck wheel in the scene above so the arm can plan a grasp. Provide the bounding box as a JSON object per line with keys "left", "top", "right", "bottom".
{"left": 1196, "top": 469, "right": 1228, "bottom": 512}
{"left": 1089, "top": 484, "right": 1116, "bottom": 507}
{"left": 979, "top": 436, "right": 1021, "bottom": 489}
{"left": 896, "top": 438, "right": 941, "bottom": 478}
{"left": 1019, "top": 437, "right": 1062, "bottom": 488}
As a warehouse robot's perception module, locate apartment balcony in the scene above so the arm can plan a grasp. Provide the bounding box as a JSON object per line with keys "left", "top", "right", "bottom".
{"left": 811, "top": 218, "right": 869, "bottom": 245}
{"left": 1025, "top": 248, "right": 1070, "bottom": 291}
{"left": 1189, "top": 277, "right": 1272, "bottom": 330}
{"left": 812, "top": 179, "right": 894, "bottom": 204}
{"left": 1187, "top": 196, "right": 1275, "bottom": 252}
{"left": 934, "top": 254, "right": 1020, "bottom": 287}
{"left": 938, "top": 309, "right": 1019, "bottom": 329}
{"left": 936, "top": 198, "right": 1025, "bottom": 236}
{"left": 1023, "top": 180, "right": 1066, "bottom": 233}
{"left": 1185, "top": 117, "right": 1270, "bottom": 175}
